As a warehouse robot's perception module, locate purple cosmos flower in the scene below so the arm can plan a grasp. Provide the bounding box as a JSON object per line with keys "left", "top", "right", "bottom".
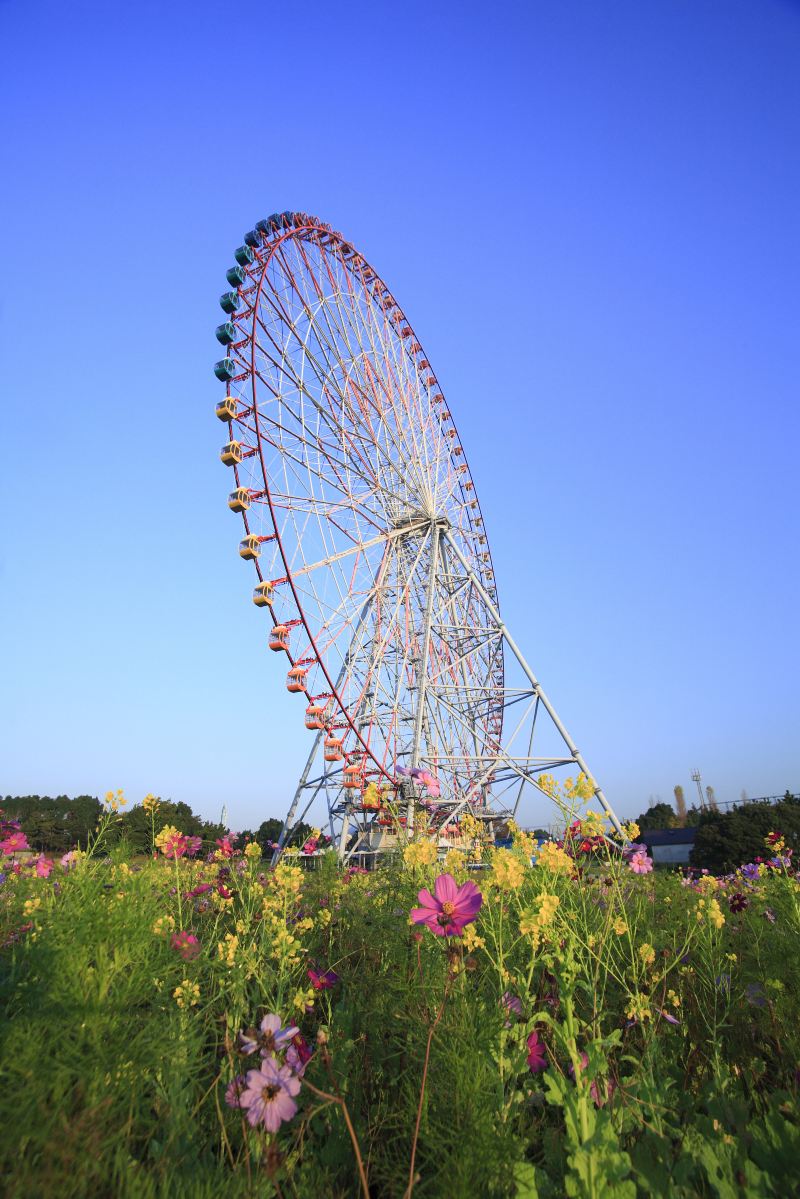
{"left": 659, "top": 1009, "right": 681, "bottom": 1025}
{"left": 225, "top": 1074, "right": 246, "bottom": 1108}
{"left": 286, "top": 1033, "right": 312, "bottom": 1077}
{"left": 501, "top": 991, "right": 523, "bottom": 1021}
{"left": 239, "top": 1058, "right": 301, "bottom": 1131}
{"left": 239, "top": 1013, "right": 299, "bottom": 1058}
{"left": 308, "top": 967, "right": 339, "bottom": 991}
{"left": 568, "top": 1052, "right": 616, "bottom": 1105}
{"left": 745, "top": 983, "right": 767, "bottom": 1009}
{"left": 526, "top": 1031, "right": 548, "bottom": 1073}
{"left": 395, "top": 766, "right": 411, "bottom": 777}
{"left": 411, "top": 873, "right": 483, "bottom": 937}
{"left": 741, "top": 863, "right": 760, "bottom": 880}
{"left": 729, "top": 893, "right": 748, "bottom": 913}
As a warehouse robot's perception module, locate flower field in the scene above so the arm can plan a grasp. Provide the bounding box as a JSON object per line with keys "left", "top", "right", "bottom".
{"left": 2, "top": 797, "right": 799, "bottom": 1198}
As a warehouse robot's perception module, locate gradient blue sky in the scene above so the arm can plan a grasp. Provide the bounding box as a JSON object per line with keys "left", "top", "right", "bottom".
{"left": 1, "top": 0, "right": 798, "bottom": 829}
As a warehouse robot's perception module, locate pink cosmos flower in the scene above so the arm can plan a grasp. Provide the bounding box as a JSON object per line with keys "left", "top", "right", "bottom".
{"left": 411, "top": 872, "right": 483, "bottom": 937}
{"left": 34, "top": 856, "right": 54, "bottom": 878}
{"left": 186, "top": 883, "right": 213, "bottom": 899}
{"left": 239, "top": 1058, "right": 301, "bottom": 1131}
{"left": 215, "top": 837, "right": 235, "bottom": 858}
{"left": 239, "top": 1013, "right": 299, "bottom": 1058}
{"left": 225, "top": 1073, "right": 246, "bottom": 1108}
{"left": 308, "top": 967, "right": 339, "bottom": 991}
{"left": 184, "top": 836, "right": 202, "bottom": 858}
{"left": 286, "top": 1032, "right": 313, "bottom": 1076}
{"left": 60, "top": 851, "right": 79, "bottom": 870}
{"left": 526, "top": 1031, "right": 548, "bottom": 1073}
{"left": 0, "top": 831, "right": 29, "bottom": 855}
{"left": 170, "top": 931, "right": 201, "bottom": 961}
{"left": 627, "top": 845, "right": 653, "bottom": 875}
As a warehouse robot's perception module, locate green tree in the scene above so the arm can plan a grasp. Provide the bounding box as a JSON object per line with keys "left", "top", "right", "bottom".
{"left": 690, "top": 800, "right": 800, "bottom": 873}
{"left": 636, "top": 802, "right": 678, "bottom": 831}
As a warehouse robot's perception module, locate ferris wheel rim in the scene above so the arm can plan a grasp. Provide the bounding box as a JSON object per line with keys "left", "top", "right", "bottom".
{"left": 222, "top": 212, "right": 505, "bottom": 788}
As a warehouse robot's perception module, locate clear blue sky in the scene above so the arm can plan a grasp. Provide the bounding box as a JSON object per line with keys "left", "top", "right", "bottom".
{"left": 1, "top": 0, "right": 798, "bottom": 829}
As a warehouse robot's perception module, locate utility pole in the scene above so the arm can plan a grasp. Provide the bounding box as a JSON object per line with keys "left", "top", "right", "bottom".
{"left": 690, "top": 769, "right": 706, "bottom": 811}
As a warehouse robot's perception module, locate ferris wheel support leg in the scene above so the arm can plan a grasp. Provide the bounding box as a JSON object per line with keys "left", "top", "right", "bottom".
{"left": 408, "top": 522, "right": 442, "bottom": 837}
{"left": 271, "top": 726, "right": 328, "bottom": 866}
{"left": 441, "top": 531, "right": 624, "bottom": 837}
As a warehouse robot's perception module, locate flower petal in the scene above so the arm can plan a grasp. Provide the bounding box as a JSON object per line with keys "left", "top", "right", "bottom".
{"left": 434, "top": 873, "right": 458, "bottom": 904}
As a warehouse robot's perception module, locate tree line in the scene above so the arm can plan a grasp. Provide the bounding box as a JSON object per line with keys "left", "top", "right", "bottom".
{"left": 0, "top": 795, "right": 313, "bottom": 858}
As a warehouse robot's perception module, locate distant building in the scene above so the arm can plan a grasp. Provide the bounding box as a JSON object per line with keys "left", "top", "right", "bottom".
{"left": 639, "top": 828, "right": 696, "bottom": 866}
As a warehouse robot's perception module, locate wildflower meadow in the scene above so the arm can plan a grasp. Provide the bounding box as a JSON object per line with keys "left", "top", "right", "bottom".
{"left": 2, "top": 791, "right": 799, "bottom": 1198}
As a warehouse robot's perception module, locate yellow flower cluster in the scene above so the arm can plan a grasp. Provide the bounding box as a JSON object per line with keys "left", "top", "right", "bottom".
{"left": 217, "top": 933, "right": 239, "bottom": 965}
{"left": 506, "top": 820, "right": 535, "bottom": 857}
{"left": 625, "top": 994, "right": 652, "bottom": 1022}
{"left": 696, "top": 875, "right": 720, "bottom": 894}
{"left": 403, "top": 839, "right": 438, "bottom": 868}
{"left": 243, "top": 841, "right": 261, "bottom": 860}
{"left": 23, "top": 897, "right": 42, "bottom": 917}
{"left": 697, "top": 897, "right": 725, "bottom": 929}
{"left": 623, "top": 821, "right": 640, "bottom": 841}
{"left": 536, "top": 841, "right": 573, "bottom": 874}
{"left": 272, "top": 863, "right": 304, "bottom": 896}
{"left": 490, "top": 848, "right": 527, "bottom": 891}
{"left": 104, "top": 789, "right": 127, "bottom": 812}
{"left": 142, "top": 793, "right": 160, "bottom": 814}
{"left": 666, "top": 988, "right": 680, "bottom": 1008}
{"left": 154, "top": 825, "right": 180, "bottom": 853}
{"left": 519, "top": 892, "right": 560, "bottom": 945}
{"left": 766, "top": 832, "right": 786, "bottom": 855}
{"left": 316, "top": 908, "right": 332, "bottom": 928}
{"left": 565, "top": 774, "right": 595, "bottom": 801}
{"left": 613, "top": 917, "right": 628, "bottom": 936}
{"left": 292, "top": 986, "right": 316, "bottom": 1013}
{"left": 638, "top": 942, "right": 656, "bottom": 967}
{"left": 174, "top": 979, "right": 200, "bottom": 1008}
{"left": 461, "top": 923, "right": 486, "bottom": 951}
{"left": 152, "top": 915, "right": 175, "bottom": 936}
{"left": 443, "top": 848, "right": 468, "bottom": 876}
{"left": 580, "top": 809, "right": 606, "bottom": 836}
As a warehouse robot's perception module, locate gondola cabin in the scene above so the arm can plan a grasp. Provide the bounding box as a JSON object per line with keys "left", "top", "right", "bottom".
{"left": 228, "top": 488, "right": 250, "bottom": 513}
{"left": 253, "top": 580, "right": 273, "bottom": 606}
{"left": 215, "top": 396, "right": 237, "bottom": 422}
{"left": 324, "top": 737, "right": 343, "bottom": 762}
{"left": 239, "top": 535, "right": 260, "bottom": 560}
{"left": 286, "top": 666, "right": 308, "bottom": 693}
{"left": 304, "top": 704, "right": 325, "bottom": 730}
{"left": 220, "top": 441, "right": 243, "bottom": 466}
{"left": 268, "top": 624, "right": 289, "bottom": 650}
{"left": 342, "top": 764, "right": 364, "bottom": 790}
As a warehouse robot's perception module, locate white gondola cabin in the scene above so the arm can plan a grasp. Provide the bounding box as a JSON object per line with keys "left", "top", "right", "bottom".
{"left": 286, "top": 666, "right": 308, "bottom": 693}
{"left": 228, "top": 488, "right": 250, "bottom": 512}
{"left": 269, "top": 624, "right": 289, "bottom": 651}
{"left": 253, "top": 581, "right": 274, "bottom": 607}
{"left": 239, "top": 535, "right": 260, "bottom": 560}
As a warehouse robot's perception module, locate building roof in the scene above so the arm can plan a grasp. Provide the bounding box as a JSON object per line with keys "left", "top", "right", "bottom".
{"left": 639, "top": 828, "right": 697, "bottom": 847}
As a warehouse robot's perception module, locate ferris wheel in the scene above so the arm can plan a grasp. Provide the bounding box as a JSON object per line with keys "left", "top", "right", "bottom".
{"left": 214, "top": 211, "right": 622, "bottom": 860}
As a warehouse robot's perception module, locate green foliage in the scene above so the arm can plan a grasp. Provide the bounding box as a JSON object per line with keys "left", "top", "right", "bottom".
{"left": 635, "top": 802, "right": 678, "bottom": 831}
{"left": 691, "top": 801, "right": 800, "bottom": 873}
{"left": 1, "top": 822, "right": 799, "bottom": 1195}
